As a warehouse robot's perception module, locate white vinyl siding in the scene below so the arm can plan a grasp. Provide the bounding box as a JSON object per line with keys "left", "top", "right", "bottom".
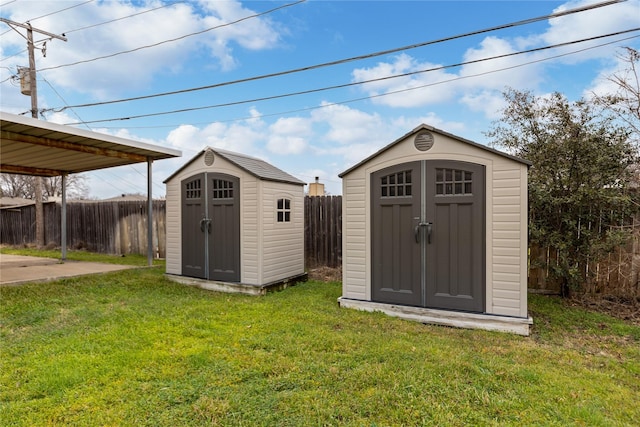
{"left": 164, "top": 149, "right": 304, "bottom": 287}
{"left": 241, "top": 178, "right": 259, "bottom": 284}
{"left": 262, "top": 183, "right": 305, "bottom": 284}
{"left": 491, "top": 164, "right": 527, "bottom": 317}
{"left": 165, "top": 179, "right": 181, "bottom": 275}
{"left": 342, "top": 176, "right": 368, "bottom": 299}
{"left": 340, "top": 127, "right": 529, "bottom": 319}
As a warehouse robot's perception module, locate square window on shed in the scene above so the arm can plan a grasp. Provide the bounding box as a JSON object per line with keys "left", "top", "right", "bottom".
{"left": 212, "top": 179, "right": 234, "bottom": 199}
{"left": 277, "top": 198, "right": 291, "bottom": 222}
{"left": 435, "top": 168, "right": 473, "bottom": 195}
{"left": 380, "top": 170, "right": 412, "bottom": 198}
{"left": 186, "top": 179, "right": 201, "bottom": 199}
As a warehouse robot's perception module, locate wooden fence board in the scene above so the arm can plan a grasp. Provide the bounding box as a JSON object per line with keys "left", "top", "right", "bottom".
{"left": 528, "top": 214, "right": 640, "bottom": 298}
{"left": 304, "top": 195, "right": 342, "bottom": 268}
{"left": 0, "top": 200, "right": 166, "bottom": 257}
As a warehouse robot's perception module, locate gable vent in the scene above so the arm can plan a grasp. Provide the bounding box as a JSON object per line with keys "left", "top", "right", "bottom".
{"left": 414, "top": 131, "right": 434, "bottom": 151}
{"left": 204, "top": 148, "right": 215, "bottom": 166}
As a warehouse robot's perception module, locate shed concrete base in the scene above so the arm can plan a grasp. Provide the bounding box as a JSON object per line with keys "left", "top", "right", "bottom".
{"left": 165, "top": 273, "right": 308, "bottom": 296}
{"left": 337, "top": 298, "right": 533, "bottom": 336}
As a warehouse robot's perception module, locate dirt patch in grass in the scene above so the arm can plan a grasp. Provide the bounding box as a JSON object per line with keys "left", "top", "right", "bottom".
{"left": 569, "top": 294, "right": 640, "bottom": 326}
{"left": 308, "top": 266, "right": 342, "bottom": 282}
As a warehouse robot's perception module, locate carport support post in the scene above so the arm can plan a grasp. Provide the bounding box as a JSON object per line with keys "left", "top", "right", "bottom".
{"left": 147, "top": 158, "right": 153, "bottom": 267}
{"left": 61, "top": 174, "right": 67, "bottom": 261}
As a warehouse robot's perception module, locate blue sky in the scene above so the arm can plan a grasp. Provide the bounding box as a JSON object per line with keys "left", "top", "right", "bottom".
{"left": 1, "top": 0, "right": 639, "bottom": 198}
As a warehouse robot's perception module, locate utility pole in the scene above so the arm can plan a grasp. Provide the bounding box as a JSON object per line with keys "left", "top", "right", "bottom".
{"left": 1, "top": 18, "right": 67, "bottom": 247}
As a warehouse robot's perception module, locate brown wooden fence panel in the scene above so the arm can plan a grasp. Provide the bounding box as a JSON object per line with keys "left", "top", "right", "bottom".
{"left": 304, "top": 195, "right": 342, "bottom": 268}
{"left": 0, "top": 200, "right": 166, "bottom": 257}
{"left": 528, "top": 214, "right": 640, "bottom": 298}
{"left": 0, "top": 204, "right": 35, "bottom": 245}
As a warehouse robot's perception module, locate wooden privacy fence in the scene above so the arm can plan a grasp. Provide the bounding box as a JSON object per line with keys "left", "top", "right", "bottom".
{"left": 528, "top": 216, "right": 640, "bottom": 298}
{"left": 304, "top": 195, "right": 342, "bottom": 268}
{"left": 3, "top": 195, "right": 637, "bottom": 298}
{"left": 1, "top": 197, "right": 343, "bottom": 267}
{"left": 0, "top": 200, "right": 166, "bottom": 258}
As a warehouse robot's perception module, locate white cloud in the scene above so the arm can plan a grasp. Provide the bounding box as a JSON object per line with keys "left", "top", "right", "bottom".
{"left": 311, "top": 101, "right": 386, "bottom": 144}
{"left": 42, "top": 111, "right": 77, "bottom": 125}
{"left": 266, "top": 134, "right": 307, "bottom": 155}
{"left": 460, "top": 90, "right": 507, "bottom": 120}
{"left": 459, "top": 36, "right": 544, "bottom": 91}
{"left": 270, "top": 116, "right": 311, "bottom": 135}
{"left": 542, "top": 0, "right": 640, "bottom": 63}
{"left": 165, "top": 119, "right": 269, "bottom": 161}
{"left": 0, "top": 0, "right": 288, "bottom": 102}
{"left": 391, "top": 114, "right": 466, "bottom": 135}
{"left": 167, "top": 124, "right": 201, "bottom": 153}
{"left": 199, "top": 0, "right": 283, "bottom": 52}
{"left": 267, "top": 117, "right": 311, "bottom": 154}
{"left": 351, "top": 53, "right": 459, "bottom": 107}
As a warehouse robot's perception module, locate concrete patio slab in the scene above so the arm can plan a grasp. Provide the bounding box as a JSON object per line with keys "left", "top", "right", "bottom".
{"left": 0, "top": 254, "right": 136, "bottom": 286}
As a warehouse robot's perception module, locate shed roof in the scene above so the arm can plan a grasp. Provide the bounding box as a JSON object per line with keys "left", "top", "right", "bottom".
{"left": 1, "top": 112, "right": 181, "bottom": 177}
{"left": 164, "top": 147, "right": 305, "bottom": 185}
{"left": 339, "top": 124, "right": 531, "bottom": 177}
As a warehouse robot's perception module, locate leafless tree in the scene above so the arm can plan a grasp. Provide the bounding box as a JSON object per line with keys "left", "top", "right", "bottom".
{"left": 0, "top": 173, "right": 89, "bottom": 200}
{"left": 592, "top": 47, "right": 640, "bottom": 147}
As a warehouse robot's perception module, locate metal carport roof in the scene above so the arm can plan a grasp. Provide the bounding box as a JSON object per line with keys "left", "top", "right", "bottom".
{"left": 1, "top": 112, "right": 180, "bottom": 176}
{"left": 0, "top": 111, "right": 182, "bottom": 265}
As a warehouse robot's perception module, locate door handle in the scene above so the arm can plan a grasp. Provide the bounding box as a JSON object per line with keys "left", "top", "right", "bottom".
{"left": 414, "top": 222, "right": 433, "bottom": 243}
{"left": 200, "top": 218, "right": 211, "bottom": 233}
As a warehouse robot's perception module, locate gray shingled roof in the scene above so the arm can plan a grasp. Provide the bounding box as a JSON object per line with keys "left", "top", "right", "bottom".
{"left": 164, "top": 147, "right": 305, "bottom": 185}
{"left": 213, "top": 149, "right": 304, "bottom": 184}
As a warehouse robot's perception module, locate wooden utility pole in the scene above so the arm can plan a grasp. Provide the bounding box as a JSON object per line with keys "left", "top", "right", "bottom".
{"left": 1, "top": 18, "right": 66, "bottom": 247}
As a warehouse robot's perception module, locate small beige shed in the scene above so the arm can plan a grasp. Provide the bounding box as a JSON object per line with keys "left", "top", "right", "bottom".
{"left": 164, "top": 147, "right": 307, "bottom": 294}
{"left": 338, "top": 124, "right": 533, "bottom": 335}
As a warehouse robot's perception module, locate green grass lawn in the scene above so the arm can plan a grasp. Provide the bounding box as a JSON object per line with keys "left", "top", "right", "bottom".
{"left": 1, "top": 258, "right": 638, "bottom": 426}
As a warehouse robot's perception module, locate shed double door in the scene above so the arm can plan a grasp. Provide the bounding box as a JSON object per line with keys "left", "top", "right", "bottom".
{"left": 181, "top": 172, "right": 240, "bottom": 282}
{"left": 371, "top": 160, "right": 485, "bottom": 312}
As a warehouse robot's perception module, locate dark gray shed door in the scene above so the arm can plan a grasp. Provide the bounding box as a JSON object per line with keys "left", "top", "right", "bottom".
{"left": 181, "top": 172, "right": 240, "bottom": 282}
{"left": 208, "top": 174, "right": 240, "bottom": 282}
{"left": 182, "top": 173, "right": 206, "bottom": 278}
{"left": 371, "top": 160, "right": 485, "bottom": 312}
{"left": 371, "top": 162, "right": 422, "bottom": 305}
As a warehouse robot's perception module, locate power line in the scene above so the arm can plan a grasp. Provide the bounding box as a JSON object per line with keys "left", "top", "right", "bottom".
{"left": 59, "top": 29, "right": 640, "bottom": 126}
{"left": 176, "top": 34, "right": 640, "bottom": 131}
{"left": 39, "top": 77, "right": 169, "bottom": 193}
{"left": 28, "top": 0, "right": 94, "bottom": 23}
{"left": 0, "top": 0, "right": 93, "bottom": 38}
{"left": 37, "top": 0, "right": 306, "bottom": 73}
{"left": 40, "top": 76, "right": 91, "bottom": 127}
{"left": 0, "top": 49, "right": 25, "bottom": 61}
{"left": 63, "top": 1, "right": 183, "bottom": 35}
{"left": 0, "top": 67, "right": 15, "bottom": 83}
{"left": 0, "top": 1, "right": 182, "bottom": 61}
{"left": 42, "top": 0, "right": 626, "bottom": 111}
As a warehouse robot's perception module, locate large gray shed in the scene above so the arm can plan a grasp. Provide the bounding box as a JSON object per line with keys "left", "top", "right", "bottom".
{"left": 338, "top": 124, "right": 533, "bottom": 335}
{"left": 164, "top": 147, "right": 307, "bottom": 294}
